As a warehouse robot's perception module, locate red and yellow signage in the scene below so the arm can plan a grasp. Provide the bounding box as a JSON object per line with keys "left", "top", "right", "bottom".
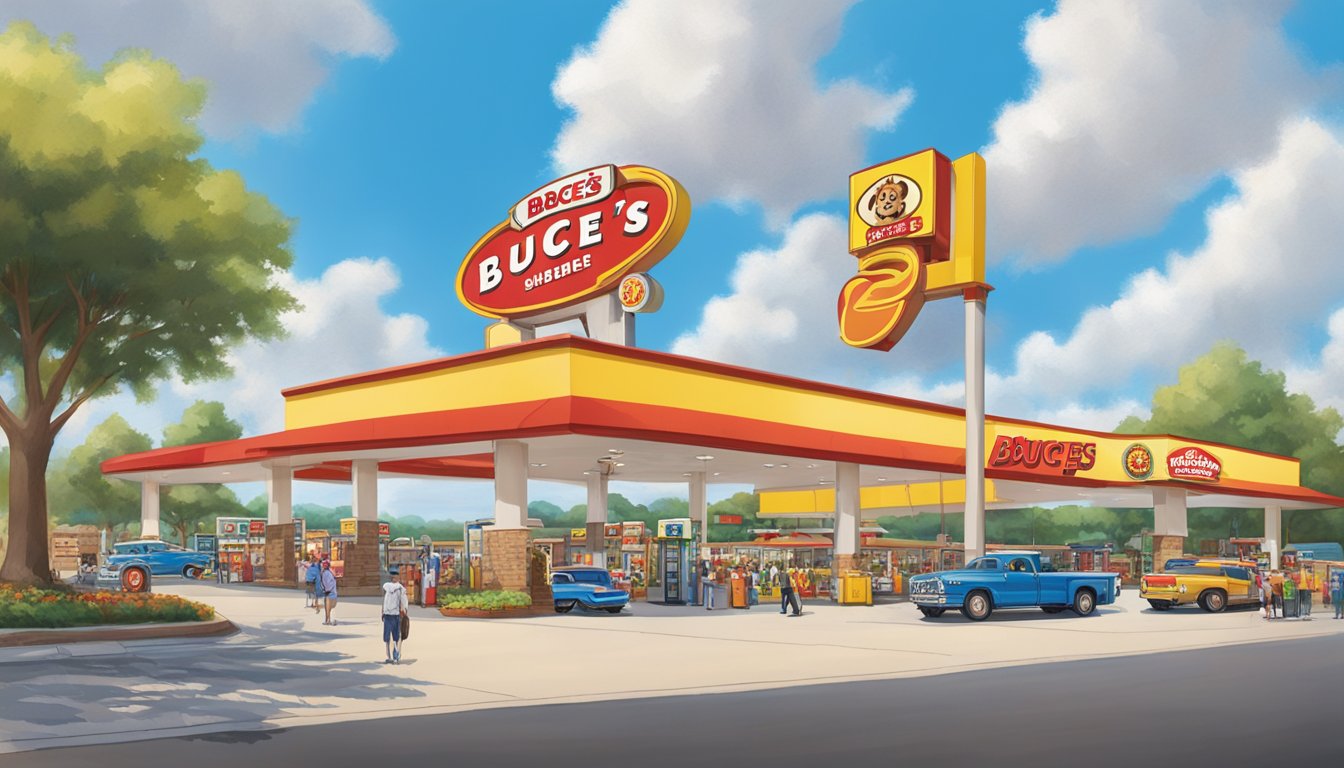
{"left": 840, "top": 150, "right": 986, "bottom": 351}
{"left": 1167, "top": 447, "right": 1221, "bottom": 482}
{"left": 457, "top": 165, "right": 690, "bottom": 319}
{"left": 989, "top": 435, "right": 1098, "bottom": 477}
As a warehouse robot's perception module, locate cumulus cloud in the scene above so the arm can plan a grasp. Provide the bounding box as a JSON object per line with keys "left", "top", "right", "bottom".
{"left": 0, "top": 0, "right": 394, "bottom": 136}
{"left": 551, "top": 0, "right": 912, "bottom": 225}
{"left": 984, "top": 0, "right": 1319, "bottom": 264}
{"left": 890, "top": 118, "right": 1344, "bottom": 430}
{"left": 1286, "top": 307, "right": 1344, "bottom": 418}
{"left": 670, "top": 213, "right": 962, "bottom": 383}
{"left": 58, "top": 257, "right": 441, "bottom": 451}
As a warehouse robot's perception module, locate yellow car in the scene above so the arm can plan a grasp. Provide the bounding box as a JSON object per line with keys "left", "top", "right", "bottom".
{"left": 1140, "top": 561, "right": 1260, "bottom": 612}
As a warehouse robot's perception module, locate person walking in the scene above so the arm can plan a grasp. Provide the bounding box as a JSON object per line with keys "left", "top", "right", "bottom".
{"left": 780, "top": 567, "right": 802, "bottom": 617}
{"left": 749, "top": 565, "right": 760, "bottom": 607}
{"left": 1332, "top": 572, "right": 1344, "bottom": 619}
{"left": 1299, "top": 568, "right": 1314, "bottom": 619}
{"left": 1270, "top": 570, "right": 1284, "bottom": 619}
{"left": 701, "top": 560, "right": 715, "bottom": 610}
{"left": 382, "top": 567, "right": 409, "bottom": 664}
{"left": 1256, "top": 568, "right": 1270, "bottom": 620}
{"left": 320, "top": 559, "right": 339, "bottom": 626}
{"left": 303, "top": 554, "right": 320, "bottom": 609}
{"left": 313, "top": 555, "right": 327, "bottom": 615}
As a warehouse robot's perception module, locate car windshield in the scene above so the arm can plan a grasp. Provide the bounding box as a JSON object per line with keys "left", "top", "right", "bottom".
{"left": 569, "top": 570, "right": 611, "bottom": 585}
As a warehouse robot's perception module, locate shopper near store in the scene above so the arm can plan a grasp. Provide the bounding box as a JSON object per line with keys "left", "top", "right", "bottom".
{"left": 780, "top": 568, "right": 802, "bottom": 617}
{"left": 1283, "top": 570, "right": 1298, "bottom": 619}
{"left": 320, "top": 559, "right": 339, "bottom": 625}
{"left": 314, "top": 557, "right": 327, "bottom": 615}
{"left": 701, "top": 560, "right": 715, "bottom": 610}
{"left": 382, "top": 567, "right": 409, "bottom": 664}
{"left": 1332, "top": 573, "right": 1344, "bottom": 619}
{"left": 1270, "top": 570, "right": 1285, "bottom": 619}
{"left": 1299, "top": 568, "right": 1314, "bottom": 618}
{"left": 1256, "top": 569, "right": 1270, "bottom": 620}
{"left": 304, "top": 554, "right": 320, "bottom": 609}
{"left": 749, "top": 566, "right": 760, "bottom": 607}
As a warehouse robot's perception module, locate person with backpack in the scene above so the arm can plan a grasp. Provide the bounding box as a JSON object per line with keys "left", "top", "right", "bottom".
{"left": 303, "top": 554, "right": 321, "bottom": 609}
{"left": 320, "top": 559, "right": 339, "bottom": 626}
{"left": 382, "top": 567, "right": 409, "bottom": 664}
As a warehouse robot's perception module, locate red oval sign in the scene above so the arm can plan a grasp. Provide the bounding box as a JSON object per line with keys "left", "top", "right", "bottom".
{"left": 456, "top": 165, "right": 690, "bottom": 319}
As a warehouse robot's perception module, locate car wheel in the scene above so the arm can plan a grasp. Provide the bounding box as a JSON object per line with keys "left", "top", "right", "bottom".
{"left": 1041, "top": 606, "right": 1065, "bottom": 614}
{"left": 554, "top": 600, "right": 576, "bottom": 614}
{"left": 605, "top": 607, "right": 623, "bottom": 614}
{"left": 1072, "top": 589, "right": 1096, "bottom": 616}
{"left": 182, "top": 565, "right": 203, "bottom": 579}
{"left": 1200, "top": 589, "right": 1227, "bottom": 613}
{"left": 961, "top": 591, "right": 992, "bottom": 621}
{"left": 122, "top": 567, "right": 148, "bottom": 593}
{"left": 1147, "top": 600, "right": 1174, "bottom": 611}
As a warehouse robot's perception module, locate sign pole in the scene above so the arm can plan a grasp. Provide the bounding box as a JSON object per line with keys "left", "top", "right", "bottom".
{"left": 963, "top": 286, "right": 988, "bottom": 561}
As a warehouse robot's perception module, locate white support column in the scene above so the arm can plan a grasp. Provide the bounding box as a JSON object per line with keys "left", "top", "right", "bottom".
{"left": 140, "top": 480, "right": 161, "bottom": 540}
{"left": 1264, "top": 506, "right": 1282, "bottom": 569}
{"left": 963, "top": 291, "right": 988, "bottom": 560}
{"left": 352, "top": 459, "right": 379, "bottom": 521}
{"left": 583, "top": 293, "right": 635, "bottom": 346}
{"left": 834, "top": 462, "right": 861, "bottom": 565}
{"left": 493, "top": 440, "right": 528, "bottom": 529}
{"left": 586, "top": 473, "right": 608, "bottom": 565}
{"left": 689, "top": 471, "right": 708, "bottom": 552}
{"left": 266, "top": 465, "right": 293, "bottom": 525}
{"left": 1152, "top": 488, "right": 1189, "bottom": 536}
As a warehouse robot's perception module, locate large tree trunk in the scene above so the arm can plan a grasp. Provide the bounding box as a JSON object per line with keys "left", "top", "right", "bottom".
{"left": 0, "top": 426, "right": 56, "bottom": 584}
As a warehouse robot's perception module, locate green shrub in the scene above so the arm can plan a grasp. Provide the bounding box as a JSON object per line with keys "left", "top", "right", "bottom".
{"left": 439, "top": 589, "right": 532, "bottom": 611}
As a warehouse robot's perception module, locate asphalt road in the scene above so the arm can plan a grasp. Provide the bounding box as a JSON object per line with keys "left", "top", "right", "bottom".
{"left": 11, "top": 634, "right": 1344, "bottom": 768}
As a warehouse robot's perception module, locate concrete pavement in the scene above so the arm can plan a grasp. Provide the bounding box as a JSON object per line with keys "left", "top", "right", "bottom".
{"left": 14, "top": 634, "right": 1344, "bottom": 767}
{"left": 1, "top": 579, "right": 1341, "bottom": 754}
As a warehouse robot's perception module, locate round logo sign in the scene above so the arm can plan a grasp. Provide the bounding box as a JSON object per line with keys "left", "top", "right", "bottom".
{"left": 1122, "top": 443, "right": 1154, "bottom": 480}
{"left": 855, "top": 173, "right": 923, "bottom": 229}
{"left": 456, "top": 165, "right": 689, "bottom": 320}
{"left": 618, "top": 273, "right": 664, "bottom": 313}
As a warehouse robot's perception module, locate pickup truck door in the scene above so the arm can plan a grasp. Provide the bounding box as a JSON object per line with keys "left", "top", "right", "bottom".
{"left": 1001, "top": 557, "right": 1041, "bottom": 607}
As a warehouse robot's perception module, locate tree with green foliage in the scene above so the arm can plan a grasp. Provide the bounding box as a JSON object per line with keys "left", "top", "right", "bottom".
{"left": 1117, "top": 342, "right": 1344, "bottom": 545}
{"left": 0, "top": 24, "right": 295, "bottom": 582}
{"left": 160, "top": 401, "right": 246, "bottom": 545}
{"left": 48, "top": 415, "right": 151, "bottom": 544}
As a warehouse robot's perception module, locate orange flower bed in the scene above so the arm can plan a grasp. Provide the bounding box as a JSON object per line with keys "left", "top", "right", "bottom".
{"left": 0, "top": 582, "right": 214, "bottom": 628}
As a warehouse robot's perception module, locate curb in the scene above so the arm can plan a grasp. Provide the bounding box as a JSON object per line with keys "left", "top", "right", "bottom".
{"left": 0, "top": 616, "right": 238, "bottom": 647}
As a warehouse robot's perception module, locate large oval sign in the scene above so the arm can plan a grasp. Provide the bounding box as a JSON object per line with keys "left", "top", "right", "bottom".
{"left": 456, "top": 165, "right": 690, "bottom": 319}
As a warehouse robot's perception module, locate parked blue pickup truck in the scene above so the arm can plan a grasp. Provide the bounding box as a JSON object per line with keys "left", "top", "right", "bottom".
{"left": 909, "top": 551, "right": 1120, "bottom": 621}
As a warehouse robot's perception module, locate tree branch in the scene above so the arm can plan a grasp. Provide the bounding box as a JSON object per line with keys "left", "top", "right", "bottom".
{"left": 50, "top": 373, "right": 115, "bottom": 435}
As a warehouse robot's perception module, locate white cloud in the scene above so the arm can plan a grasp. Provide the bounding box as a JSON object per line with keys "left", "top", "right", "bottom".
{"left": 551, "top": 0, "right": 912, "bottom": 225}
{"left": 58, "top": 257, "right": 441, "bottom": 451}
{"left": 1286, "top": 307, "right": 1344, "bottom": 418}
{"left": 984, "top": 0, "right": 1319, "bottom": 264}
{"left": 670, "top": 213, "right": 962, "bottom": 383}
{"left": 893, "top": 118, "right": 1344, "bottom": 431}
{"left": 1, "top": 0, "right": 394, "bottom": 136}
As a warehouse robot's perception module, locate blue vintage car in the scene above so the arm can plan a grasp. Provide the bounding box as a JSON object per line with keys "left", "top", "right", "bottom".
{"left": 550, "top": 566, "right": 629, "bottom": 613}
{"left": 98, "top": 540, "right": 211, "bottom": 592}
{"left": 909, "top": 551, "right": 1120, "bottom": 621}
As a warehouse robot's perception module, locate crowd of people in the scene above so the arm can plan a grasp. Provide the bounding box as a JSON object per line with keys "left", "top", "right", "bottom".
{"left": 1255, "top": 566, "right": 1344, "bottom": 619}
{"left": 698, "top": 560, "right": 804, "bottom": 616}
{"left": 301, "top": 551, "right": 410, "bottom": 663}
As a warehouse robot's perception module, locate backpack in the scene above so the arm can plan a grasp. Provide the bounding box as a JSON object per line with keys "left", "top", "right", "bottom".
{"left": 400, "top": 612, "right": 410, "bottom": 640}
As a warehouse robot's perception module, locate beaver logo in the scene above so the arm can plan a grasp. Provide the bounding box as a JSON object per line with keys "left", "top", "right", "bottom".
{"left": 856, "top": 174, "right": 922, "bottom": 229}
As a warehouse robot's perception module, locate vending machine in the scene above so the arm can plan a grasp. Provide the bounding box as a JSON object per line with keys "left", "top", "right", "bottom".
{"left": 656, "top": 518, "right": 699, "bottom": 605}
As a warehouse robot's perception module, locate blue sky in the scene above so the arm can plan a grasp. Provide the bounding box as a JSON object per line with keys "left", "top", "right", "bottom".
{"left": 5, "top": 0, "right": 1344, "bottom": 520}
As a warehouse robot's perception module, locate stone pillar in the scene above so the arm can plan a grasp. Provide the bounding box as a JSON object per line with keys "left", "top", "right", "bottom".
{"left": 352, "top": 459, "right": 378, "bottom": 521}
{"left": 262, "top": 522, "right": 298, "bottom": 586}
{"left": 140, "top": 480, "right": 161, "bottom": 540}
{"left": 484, "top": 440, "right": 531, "bottom": 592}
{"left": 833, "top": 462, "right": 861, "bottom": 574}
{"left": 689, "top": 471, "right": 707, "bottom": 554}
{"left": 586, "top": 473, "right": 608, "bottom": 566}
{"left": 266, "top": 465, "right": 293, "bottom": 524}
{"left": 1264, "top": 506, "right": 1282, "bottom": 569}
{"left": 334, "top": 520, "right": 383, "bottom": 596}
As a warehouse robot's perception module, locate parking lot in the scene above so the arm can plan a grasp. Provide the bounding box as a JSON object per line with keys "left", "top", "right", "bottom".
{"left": 2, "top": 580, "right": 1341, "bottom": 754}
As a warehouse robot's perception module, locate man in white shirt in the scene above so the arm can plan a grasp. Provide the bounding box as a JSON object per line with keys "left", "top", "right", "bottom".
{"left": 382, "top": 568, "right": 409, "bottom": 664}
